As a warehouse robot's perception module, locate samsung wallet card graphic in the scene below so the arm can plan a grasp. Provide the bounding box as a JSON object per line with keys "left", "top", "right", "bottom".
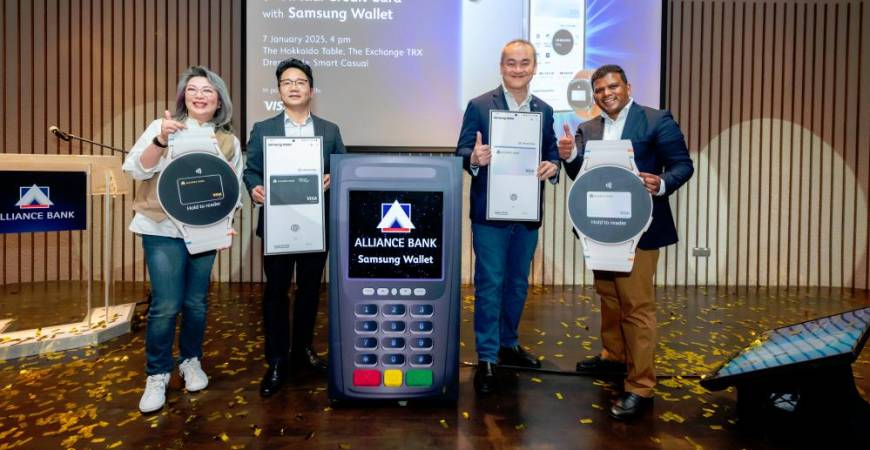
{"left": 269, "top": 175, "right": 320, "bottom": 206}
{"left": 178, "top": 175, "right": 225, "bottom": 205}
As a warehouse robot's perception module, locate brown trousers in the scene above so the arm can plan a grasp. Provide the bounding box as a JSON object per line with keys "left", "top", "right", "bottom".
{"left": 592, "top": 249, "right": 659, "bottom": 398}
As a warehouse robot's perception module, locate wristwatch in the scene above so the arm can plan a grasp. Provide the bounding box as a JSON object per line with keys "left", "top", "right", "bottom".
{"left": 156, "top": 127, "right": 239, "bottom": 254}
{"left": 567, "top": 140, "right": 652, "bottom": 272}
{"left": 568, "top": 70, "right": 601, "bottom": 121}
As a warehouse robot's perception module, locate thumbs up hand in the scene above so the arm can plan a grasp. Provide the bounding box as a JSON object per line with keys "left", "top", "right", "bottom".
{"left": 557, "top": 122, "right": 576, "bottom": 160}
{"left": 470, "top": 131, "right": 491, "bottom": 167}
{"left": 158, "top": 110, "right": 187, "bottom": 145}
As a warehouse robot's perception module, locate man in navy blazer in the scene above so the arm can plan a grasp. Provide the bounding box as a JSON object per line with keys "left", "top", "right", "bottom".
{"left": 456, "top": 39, "right": 560, "bottom": 395}
{"left": 559, "top": 64, "right": 693, "bottom": 420}
{"left": 243, "top": 58, "right": 346, "bottom": 397}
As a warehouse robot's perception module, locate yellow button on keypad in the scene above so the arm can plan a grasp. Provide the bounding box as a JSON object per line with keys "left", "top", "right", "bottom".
{"left": 384, "top": 369, "right": 403, "bottom": 387}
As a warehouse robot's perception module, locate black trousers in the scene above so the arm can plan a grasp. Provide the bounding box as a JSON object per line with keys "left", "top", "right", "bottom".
{"left": 262, "top": 251, "right": 328, "bottom": 364}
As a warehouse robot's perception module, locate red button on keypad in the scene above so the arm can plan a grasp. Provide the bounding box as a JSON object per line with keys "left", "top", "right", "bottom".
{"left": 353, "top": 369, "right": 381, "bottom": 387}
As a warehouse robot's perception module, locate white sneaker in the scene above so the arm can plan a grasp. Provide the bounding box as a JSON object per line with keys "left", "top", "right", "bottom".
{"left": 139, "top": 373, "right": 170, "bottom": 413}
{"left": 179, "top": 357, "right": 208, "bottom": 392}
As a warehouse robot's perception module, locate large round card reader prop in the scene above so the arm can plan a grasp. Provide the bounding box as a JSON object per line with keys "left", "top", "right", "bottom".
{"left": 568, "top": 141, "right": 652, "bottom": 272}
{"left": 157, "top": 128, "right": 239, "bottom": 254}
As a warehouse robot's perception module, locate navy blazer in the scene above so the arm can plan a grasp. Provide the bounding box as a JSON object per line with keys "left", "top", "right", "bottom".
{"left": 455, "top": 86, "right": 560, "bottom": 229}
{"left": 563, "top": 102, "right": 693, "bottom": 249}
{"left": 243, "top": 112, "right": 347, "bottom": 238}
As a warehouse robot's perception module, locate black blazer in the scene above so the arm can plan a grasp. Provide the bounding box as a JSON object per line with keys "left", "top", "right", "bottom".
{"left": 563, "top": 102, "right": 694, "bottom": 249}
{"left": 242, "top": 112, "right": 347, "bottom": 238}
{"left": 455, "top": 86, "right": 560, "bottom": 229}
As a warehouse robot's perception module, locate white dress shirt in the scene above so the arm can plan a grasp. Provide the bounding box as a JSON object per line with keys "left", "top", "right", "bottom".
{"left": 502, "top": 83, "right": 532, "bottom": 113}
{"left": 284, "top": 112, "right": 315, "bottom": 138}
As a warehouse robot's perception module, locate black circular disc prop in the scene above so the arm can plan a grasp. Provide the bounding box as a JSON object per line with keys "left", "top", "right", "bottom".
{"left": 157, "top": 152, "right": 239, "bottom": 226}
{"left": 568, "top": 166, "right": 652, "bottom": 244}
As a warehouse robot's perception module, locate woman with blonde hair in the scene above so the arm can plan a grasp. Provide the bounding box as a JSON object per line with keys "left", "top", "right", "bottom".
{"left": 122, "top": 66, "right": 241, "bottom": 413}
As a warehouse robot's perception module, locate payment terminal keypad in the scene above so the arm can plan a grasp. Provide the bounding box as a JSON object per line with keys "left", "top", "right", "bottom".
{"left": 351, "top": 288, "right": 436, "bottom": 388}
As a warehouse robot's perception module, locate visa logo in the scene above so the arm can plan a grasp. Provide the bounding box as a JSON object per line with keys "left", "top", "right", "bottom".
{"left": 264, "top": 101, "right": 285, "bottom": 112}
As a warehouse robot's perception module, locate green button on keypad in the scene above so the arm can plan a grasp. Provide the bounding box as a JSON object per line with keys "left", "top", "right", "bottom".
{"left": 406, "top": 369, "right": 433, "bottom": 387}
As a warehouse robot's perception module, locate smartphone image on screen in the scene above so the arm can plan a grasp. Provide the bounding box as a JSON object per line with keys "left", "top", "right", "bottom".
{"left": 527, "top": 0, "right": 586, "bottom": 112}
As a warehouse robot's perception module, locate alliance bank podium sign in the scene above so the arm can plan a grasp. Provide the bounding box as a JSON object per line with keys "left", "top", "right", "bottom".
{"left": 0, "top": 171, "right": 87, "bottom": 234}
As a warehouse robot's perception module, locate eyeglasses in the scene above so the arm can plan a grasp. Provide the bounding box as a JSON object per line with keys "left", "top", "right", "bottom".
{"left": 185, "top": 86, "right": 217, "bottom": 97}
{"left": 279, "top": 78, "right": 310, "bottom": 89}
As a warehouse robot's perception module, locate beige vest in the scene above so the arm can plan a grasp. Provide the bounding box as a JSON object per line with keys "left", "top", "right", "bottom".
{"left": 132, "top": 130, "right": 236, "bottom": 222}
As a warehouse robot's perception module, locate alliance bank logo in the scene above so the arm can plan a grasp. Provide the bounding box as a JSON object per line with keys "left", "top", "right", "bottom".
{"left": 16, "top": 185, "right": 53, "bottom": 209}
{"left": 377, "top": 200, "right": 414, "bottom": 233}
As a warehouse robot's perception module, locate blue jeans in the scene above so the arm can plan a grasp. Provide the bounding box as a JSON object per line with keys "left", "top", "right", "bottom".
{"left": 471, "top": 223, "right": 538, "bottom": 363}
{"left": 142, "top": 235, "right": 216, "bottom": 375}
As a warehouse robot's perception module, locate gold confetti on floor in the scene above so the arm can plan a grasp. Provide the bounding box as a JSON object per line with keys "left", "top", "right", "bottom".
{"left": 0, "top": 284, "right": 866, "bottom": 449}
{"left": 659, "top": 411, "right": 687, "bottom": 423}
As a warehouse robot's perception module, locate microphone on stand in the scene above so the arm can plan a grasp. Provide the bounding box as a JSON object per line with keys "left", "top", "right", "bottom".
{"left": 48, "top": 125, "right": 128, "bottom": 154}
{"left": 49, "top": 125, "right": 73, "bottom": 142}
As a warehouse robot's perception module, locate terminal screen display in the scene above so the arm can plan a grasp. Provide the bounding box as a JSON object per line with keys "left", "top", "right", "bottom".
{"left": 348, "top": 190, "right": 443, "bottom": 279}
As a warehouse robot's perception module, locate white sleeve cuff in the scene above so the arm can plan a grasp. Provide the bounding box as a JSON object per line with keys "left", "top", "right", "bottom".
{"left": 656, "top": 178, "right": 667, "bottom": 196}
{"left": 565, "top": 146, "right": 578, "bottom": 163}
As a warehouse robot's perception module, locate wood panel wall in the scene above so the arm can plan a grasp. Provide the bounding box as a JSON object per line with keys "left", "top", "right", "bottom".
{"left": 1, "top": 0, "right": 868, "bottom": 287}
{"left": 662, "top": 0, "right": 869, "bottom": 288}
{"left": 0, "top": 0, "right": 243, "bottom": 286}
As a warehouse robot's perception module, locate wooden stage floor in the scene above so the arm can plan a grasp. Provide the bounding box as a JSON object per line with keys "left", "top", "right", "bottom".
{"left": 0, "top": 283, "right": 868, "bottom": 449}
